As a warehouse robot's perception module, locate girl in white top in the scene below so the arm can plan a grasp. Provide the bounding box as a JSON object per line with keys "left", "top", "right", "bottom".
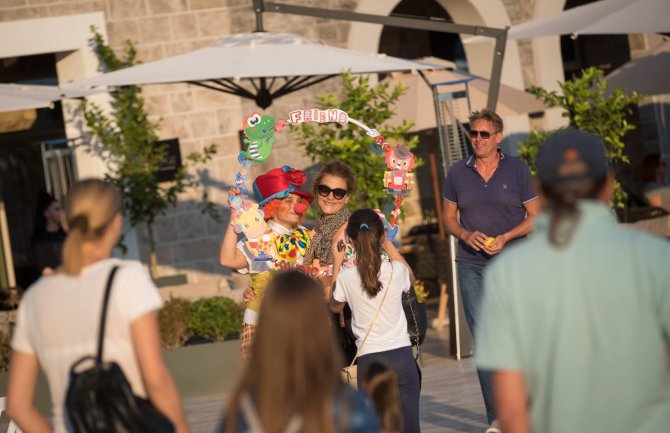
{"left": 330, "top": 209, "right": 421, "bottom": 433}
{"left": 6, "top": 179, "right": 190, "bottom": 433}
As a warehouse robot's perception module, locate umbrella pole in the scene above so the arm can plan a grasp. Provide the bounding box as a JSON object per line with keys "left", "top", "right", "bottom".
{"left": 253, "top": 0, "right": 265, "bottom": 32}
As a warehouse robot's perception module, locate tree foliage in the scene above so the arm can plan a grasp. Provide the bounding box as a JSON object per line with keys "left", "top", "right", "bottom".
{"left": 517, "top": 67, "right": 644, "bottom": 206}
{"left": 291, "top": 72, "right": 418, "bottom": 212}
{"left": 82, "top": 27, "right": 219, "bottom": 274}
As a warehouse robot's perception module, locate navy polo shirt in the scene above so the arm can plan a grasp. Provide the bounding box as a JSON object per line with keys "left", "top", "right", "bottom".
{"left": 443, "top": 151, "right": 538, "bottom": 265}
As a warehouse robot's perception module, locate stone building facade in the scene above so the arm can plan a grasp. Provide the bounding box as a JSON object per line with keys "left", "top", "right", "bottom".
{"left": 0, "top": 0, "right": 659, "bottom": 289}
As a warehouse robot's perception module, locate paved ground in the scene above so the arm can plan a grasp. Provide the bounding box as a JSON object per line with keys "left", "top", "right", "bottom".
{"left": 183, "top": 302, "right": 490, "bottom": 433}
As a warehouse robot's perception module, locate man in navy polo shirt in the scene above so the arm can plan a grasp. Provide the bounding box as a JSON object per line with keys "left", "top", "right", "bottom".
{"left": 443, "top": 109, "right": 540, "bottom": 432}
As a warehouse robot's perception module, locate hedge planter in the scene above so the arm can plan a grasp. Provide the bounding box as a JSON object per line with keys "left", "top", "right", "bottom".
{"left": 165, "top": 340, "right": 242, "bottom": 398}
{"left": 0, "top": 340, "right": 242, "bottom": 420}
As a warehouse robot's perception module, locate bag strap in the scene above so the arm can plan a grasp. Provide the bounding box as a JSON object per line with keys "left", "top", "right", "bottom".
{"left": 405, "top": 287, "right": 421, "bottom": 361}
{"left": 348, "top": 262, "right": 394, "bottom": 368}
{"left": 95, "top": 265, "right": 120, "bottom": 363}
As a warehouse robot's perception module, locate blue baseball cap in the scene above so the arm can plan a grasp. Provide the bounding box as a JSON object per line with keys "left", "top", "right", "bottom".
{"left": 536, "top": 129, "right": 608, "bottom": 187}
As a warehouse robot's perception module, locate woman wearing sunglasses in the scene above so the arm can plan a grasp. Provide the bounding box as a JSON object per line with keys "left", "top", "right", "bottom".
{"left": 300, "top": 161, "right": 359, "bottom": 364}
{"left": 303, "top": 161, "right": 355, "bottom": 288}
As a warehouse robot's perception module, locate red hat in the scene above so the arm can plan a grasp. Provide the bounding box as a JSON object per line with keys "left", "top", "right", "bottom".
{"left": 253, "top": 166, "right": 314, "bottom": 207}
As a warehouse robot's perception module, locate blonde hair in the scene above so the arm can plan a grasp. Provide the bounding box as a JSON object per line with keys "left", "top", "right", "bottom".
{"left": 62, "top": 179, "right": 123, "bottom": 275}
{"left": 225, "top": 271, "right": 345, "bottom": 433}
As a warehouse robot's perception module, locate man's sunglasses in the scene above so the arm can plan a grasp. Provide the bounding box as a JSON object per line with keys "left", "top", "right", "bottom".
{"left": 317, "top": 184, "right": 348, "bottom": 200}
{"left": 469, "top": 130, "right": 495, "bottom": 139}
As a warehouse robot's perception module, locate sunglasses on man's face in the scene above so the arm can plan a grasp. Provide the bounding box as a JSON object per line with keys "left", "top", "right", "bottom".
{"left": 317, "top": 184, "right": 348, "bottom": 200}
{"left": 469, "top": 130, "right": 495, "bottom": 139}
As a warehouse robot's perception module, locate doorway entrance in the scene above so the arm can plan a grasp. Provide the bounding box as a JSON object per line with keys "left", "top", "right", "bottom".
{"left": 0, "top": 52, "right": 69, "bottom": 289}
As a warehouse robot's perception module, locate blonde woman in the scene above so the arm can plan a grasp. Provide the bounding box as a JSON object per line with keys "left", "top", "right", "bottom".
{"left": 6, "top": 179, "right": 189, "bottom": 433}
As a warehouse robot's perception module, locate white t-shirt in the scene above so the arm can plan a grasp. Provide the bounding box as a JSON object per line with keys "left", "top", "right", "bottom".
{"left": 334, "top": 260, "right": 411, "bottom": 357}
{"left": 12, "top": 258, "right": 163, "bottom": 433}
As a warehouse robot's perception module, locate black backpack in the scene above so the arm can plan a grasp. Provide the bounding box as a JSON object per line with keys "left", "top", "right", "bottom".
{"left": 65, "top": 266, "right": 175, "bottom": 433}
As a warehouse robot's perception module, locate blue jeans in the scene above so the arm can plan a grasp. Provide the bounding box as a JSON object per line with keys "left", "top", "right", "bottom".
{"left": 457, "top": 261, "right": 496, "bottom": 424}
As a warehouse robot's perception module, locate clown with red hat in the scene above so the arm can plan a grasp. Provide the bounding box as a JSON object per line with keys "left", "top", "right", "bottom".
{"left": 220, "top": 165, "right": 313, "bottom": 360}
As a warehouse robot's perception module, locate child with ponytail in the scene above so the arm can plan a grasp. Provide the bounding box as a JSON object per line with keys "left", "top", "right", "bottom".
{"left": 363, "top": 361, "right": 404, "bottom": 433}
{"left": 330, "top": 209, "right": 420, "bottom": 433}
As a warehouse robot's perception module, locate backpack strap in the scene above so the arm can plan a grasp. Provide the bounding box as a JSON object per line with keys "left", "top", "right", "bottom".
{"left": 95, "top": 265, "right": 120, "bottom": 363}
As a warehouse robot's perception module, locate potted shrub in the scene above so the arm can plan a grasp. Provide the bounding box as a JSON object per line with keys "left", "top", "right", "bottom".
{"left": 159, "top": 296, "right": 244, "bottom": 397}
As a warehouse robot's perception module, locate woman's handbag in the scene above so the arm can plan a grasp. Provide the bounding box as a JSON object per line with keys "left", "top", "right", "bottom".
{"left": 65, "top": 266, "right": 175, "bottom": 433}
{"left": 341, "top": 265, "right": 394, "bottom": 388}
{"left": 403, "top": 285, "right": 425, "bottom": 389}
{"left": 403, "top": 285, "right": 427, "bottom": 346}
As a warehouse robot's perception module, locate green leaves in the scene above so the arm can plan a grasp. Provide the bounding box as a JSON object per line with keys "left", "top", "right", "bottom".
{"left": 83, "top": 29, "right": 220, "bottom": 271}
{"left": 187, "top": 297, "right": 243, "bottom": 342}
{"left": 159, "top": 296, "right": 244, "bottom": 348}
{"left": 518, "top": 67, "right": 644, "bottom": 207}
{"left": 292, "top": 71, "right": 418, "bottom": 211}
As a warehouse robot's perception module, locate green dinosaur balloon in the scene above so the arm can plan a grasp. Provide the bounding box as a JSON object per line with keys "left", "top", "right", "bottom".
{"left": 241, "top": 113, "right": 285, "bottom": 162}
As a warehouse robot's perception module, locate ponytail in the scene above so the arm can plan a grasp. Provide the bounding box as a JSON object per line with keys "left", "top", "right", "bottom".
{"left": 346, "top": 209, "right": 385, "bottom": 297}
{"left": 62, "top": 179, "right": 123, "bottom": 276}
{"left": 353, "top": 229, "right": 383, "bottom": 296}
{"left": 62, "top": 215, "right": 88, "bottom": 275}
{"left": 542, "top": 176, "right": 607, "bottom": 248}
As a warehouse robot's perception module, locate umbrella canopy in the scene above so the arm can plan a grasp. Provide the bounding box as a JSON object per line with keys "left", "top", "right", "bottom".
{"left": 0, "top": 83, "right": 102, "bottom": 113}
{"left": 384, "top": 63, "right": 546, "bottom": 131}
{"left": 65, "top": 32, "right": 438, "bottom": 108}
{"left": 466, "top": 0, "right": 669, "bottom": 42}
{"left": 605, "top": 40, "right": 670, "bottom": 96}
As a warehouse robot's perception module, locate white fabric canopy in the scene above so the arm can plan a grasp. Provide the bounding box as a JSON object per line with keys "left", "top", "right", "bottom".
{"left": 66, "top": 32, "right": 436, "bottom": 88}
{"left": 64, "top": 32, "right": 439, "bottom": 108}
{"left": 606, "top": 40, "right": 670, "bottom": 96}
{"left": 0, "top": 83, "right": 101, "bottom": 113}
{"left": 467, "top": 0, "right": 669, "bottom": 42}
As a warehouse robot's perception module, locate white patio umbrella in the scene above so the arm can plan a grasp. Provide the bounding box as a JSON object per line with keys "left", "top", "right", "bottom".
{"left": 466, "top": 0, "right": 669, "bottom": 42}
{"left": 64, "top": 32, "right": 438, "bottom": 108}
{"left": 384, "top": 61, "right": 546, "bottom": 131}
{"left": 605, "top": 40, "right": 670, "bottom": 96}
{"left": 0, "top": 83, "right": 102, "bottom": 113}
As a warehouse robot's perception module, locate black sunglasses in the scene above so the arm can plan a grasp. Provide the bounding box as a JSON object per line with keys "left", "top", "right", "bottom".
{"left": 469, "top": 130, "right": 495, "bottom": 139}
{"left": 317, "top": 184, "right": 348, "bottom": 200}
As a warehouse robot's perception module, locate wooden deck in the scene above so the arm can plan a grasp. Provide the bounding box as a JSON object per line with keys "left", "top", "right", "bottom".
{"left": 182, "top": 306, "right": 489, "bottom": 433}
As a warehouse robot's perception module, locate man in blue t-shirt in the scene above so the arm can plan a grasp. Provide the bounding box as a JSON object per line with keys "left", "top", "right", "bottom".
{"left": 442, "top": 109, "right": 540, "bottom": 432}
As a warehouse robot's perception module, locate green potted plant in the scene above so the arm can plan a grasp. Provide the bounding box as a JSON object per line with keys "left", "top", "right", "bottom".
{"left": 517, "top": 67, "right": 644, "bottom": 208}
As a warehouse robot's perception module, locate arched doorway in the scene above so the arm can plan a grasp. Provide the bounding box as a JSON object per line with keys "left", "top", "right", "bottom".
{"left": 378, "top": 0, "right": 467, "bottom": 70}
